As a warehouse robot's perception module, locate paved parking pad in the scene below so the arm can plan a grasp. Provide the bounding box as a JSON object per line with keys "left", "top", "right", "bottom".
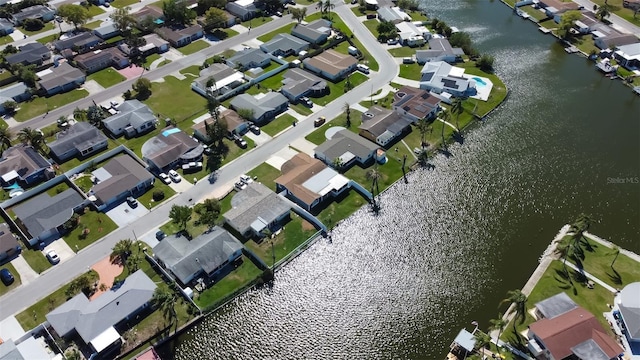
{"left": 10, "top": 256, "right": 37, "bottom": 285}
{"left": 0, "top": 316, "right": 25, "bottom": 340}
{"left": 168, "top": 178, "right": 193, "bottom": 193}
{"left": 106, "top": 202, "right": 150, "bottom": 228}
{"left": 266, "top": 147, "right": 298, "bottom": 170}
{"left": 290, "top": 138, "right": 317, "bottom": 157}
{"left": 44, "top": 239, "right": 75, "bottom": 261}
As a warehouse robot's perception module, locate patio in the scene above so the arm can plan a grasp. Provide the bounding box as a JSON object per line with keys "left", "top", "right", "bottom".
{"left": 90, "top": 256, "right": 124, "bottom": 300}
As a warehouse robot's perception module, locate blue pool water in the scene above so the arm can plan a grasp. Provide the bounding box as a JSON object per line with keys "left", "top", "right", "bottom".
{"left": 3, "top": 182, "right": 21, "bottom": 190}
{"left": 472, "top": 77, "right": 487, "bottom": 86}
{"left": 162, "top": 128, "right": 181, "bottom": 137}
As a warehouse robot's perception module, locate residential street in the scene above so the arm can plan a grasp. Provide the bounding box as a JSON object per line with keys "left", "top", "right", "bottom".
{"left": 569, "top": 0, "right": 640, "bottom": 35}
{"left": 0, "top": 1, "right": 398, "bottom": 320}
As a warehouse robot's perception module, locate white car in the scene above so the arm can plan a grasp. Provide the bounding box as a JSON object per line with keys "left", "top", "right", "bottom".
{"left": 158, "top": 173, "right": 171, "bottom": 184}
{"left": 46, "top": 250, "right": 60, "bottom": 264}
{"left": 235, "top": 181, "right": 247, "bottom": 191}
{"left": 168, "top": 170, "right": 182, "bottom": 183}
{"left": 240, "top": 175, "right": 253, "bottom": 184}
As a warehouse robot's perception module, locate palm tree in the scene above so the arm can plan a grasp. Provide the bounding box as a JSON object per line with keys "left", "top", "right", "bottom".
{"left": 417, "top": 148, "right": 429, "bottom": 167}
{"left": 323, "top": 0, "right": 334, "bottom": 18}
{"left": 126, "top": 251, "right": 144, "bottom": 272}
{"left": 610, "top": 244, "right": 620, "bottom": 268}
{"left": 17, "top": 127, "right": 44, "bottom": 154}
{"left": 474, "top": 331, "right": 491, "bottom": 358}
{"left": 332, "top": 157, "right": 344, "bottom": 170}
{"left": 500, "top": 289, "right": 527, "bottom": 337}
{"left": 417, "top": 117, "right": 429, "bottom": 148}
{"left": 596, "top": 4, "right": 611, "bottom": 21}
{"left": 343, "top": 102, "right": 351, "bottom": 128}
{"left": 451, "top": 97, "right": 464, "bottom": 132}
{"left": 489, "top": 314, "right": 507, "bottom": 355}
{"left": 110, "top": 239, "right": 133, "bottom": 265}
{"left": 0, "top": 127, "right": 12, "bottom": 155}
{"left": 366, "top": 164, "right": 381, "bottom": 209}
{"left": 151, "top": 286, "right": 177, "bottom": 327}
{"left": 439, "top": 110, "right": 450, "bottom": 150}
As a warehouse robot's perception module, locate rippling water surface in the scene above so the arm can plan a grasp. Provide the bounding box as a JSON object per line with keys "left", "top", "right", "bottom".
{"left": 159, "top": 1, "right": 640, "bottom": 358}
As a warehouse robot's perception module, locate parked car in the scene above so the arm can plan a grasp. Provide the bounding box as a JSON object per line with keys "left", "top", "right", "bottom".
{"left": 387, "top": 38, "right": 399, "bottom": 45}
{"left": 46, "top": 249, "right": 60, "bottom": 264}
{"left": 127, "top": 196, "right": 138, "bottom": 208}
{"left": 300, "top": 96, "right": 313, "bottom": 107}
{"left": 249, "top": 124, "right": 260, "bottom": 135}
{"left": 276, "top": 11, "right": 283, "bottom": 16}
{"left": 168, "top": 170, "right": 182, "bottom": 182}
{"left": 314, "top": 116, "right": 326, "bottom": 127}
{"left": 57, "top": 118, "right": 69, "bottom": 128}
{"left": 240, "top": 174, "right": 253, "bottom": 184}
{"left": 235, "top": 181, "right": 247, "bottom": 191}
{"left": 159, "top": 173, "right": 171, "bottom": 185}
{"left": 0, "top": 268, "right": 14, "bottom": 285}
{"left": 402, "top": 57, "right": 415, "bottom": 64}
{"left": 182, "top": 161, "right": 203, "bottom": 172}
{"left": 156, "top": 230, "right": 166, "bottom": 241}
{"left": 235, "top": 137, "right": 247, "bottom": 149}
{"left": 357, "top": 64, "right": 370, "bottom": 74}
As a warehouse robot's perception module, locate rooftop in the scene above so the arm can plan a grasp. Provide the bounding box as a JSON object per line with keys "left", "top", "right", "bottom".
{"left": 315, "top": 129, "right": 379, "bottom": 163}
{"left": 13, "top": 188, "right": 83, "bottom": 238}
{"left": 142, "top": 127, "right": 202, "bottom": 169}
{"left": 0, "top": 144, "right": 50, "bottom": 183}
{"left": 534, "top": 292, "right": 578, "bottom": 319}
{"left": 224, "top": 182, "right": 291, "bottom": 235}
{"left": 91, "top": 155, "right": 153, "bottom": 203}
{"left": 48, "top": 122, "right": 108, "bottom": 159}
{"left": 303, "top": 50, "right": 358, "bottom": 77}
{"left": 38, "top": 62, "right": 85, "bottom": 93}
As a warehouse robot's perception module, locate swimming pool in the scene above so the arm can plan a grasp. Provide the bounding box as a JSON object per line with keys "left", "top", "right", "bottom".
{"left": 3, "top": 182, "right": 21, "bottom": 190}
{"left": 162, "top": 128, "right": 181, "bottom": 137}
{"left": 472, "top": 77, "right": 487, "bottom": 86}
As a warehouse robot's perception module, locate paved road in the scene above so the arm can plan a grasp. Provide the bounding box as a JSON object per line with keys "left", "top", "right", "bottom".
{"left": 571, "top": 0, "right": 640, "bottom": 35}
{"left": 0, "top": 2, "right": 398, "bottom": 320}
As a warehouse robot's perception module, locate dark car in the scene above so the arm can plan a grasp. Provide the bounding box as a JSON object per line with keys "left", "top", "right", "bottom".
{"left": 127, "top": 196, "right": 138, "bottom": 208}
{"left": 1, "top": 268, "right": 14, "bottom": 285}
{"left": 249, "top": 124, "right": 261, "bottom": 135}
{"left": 235, "top": 137, "right": 248, "bottom": 148}
{"left": 156, "top": 230, "right": 166, "bottom": 241}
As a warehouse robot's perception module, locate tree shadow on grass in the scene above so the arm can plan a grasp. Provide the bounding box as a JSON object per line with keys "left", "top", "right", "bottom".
{"left": 607, "top": 267, "right": 623, "bottom": 286}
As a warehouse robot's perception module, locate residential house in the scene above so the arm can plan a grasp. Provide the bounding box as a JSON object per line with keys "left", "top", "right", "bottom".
{"left": 538, "top": 0, "right": 581, "bottom": 22}
{"left": 281, "top": 68, "right": 327, "bottom": 102}
{"left": 198, "top": 10, "right": 236, "bottom": 28}
{"left": 376, "top": 6, "right": 410, "bottom": 23}
{"left": 229, "top": 92, "right": 288, "bottom": 125}
{"left": 192, "top": 109, "right": 249, "bottom": 142}
{"left": 0, "top": 337, "right": 52, "bottom": 360}
{"left": 303, "top": 50, "right": 358, "bottom": 82}
{"left": 527, "top": 306, "right": 623, "bottom": 360}
{"left": 5, "top": 42, "right": 51, "bottom": 67}
{"left": 574, "top": 13, "right": 598, "bottom": 34}
{"left": 419, "top": 61, "right": 476, "bottom": 97}
{"left": 0, "top": 82, "right": 31, "bottom": 114}
{"left": 90, "top": 155, "right": 154, "bottom": 210}
{"left": 0, "top": 145, "right": 51, "bottom": 187}
{"left": 392, "top": 85, "right": 441, "bottom": 122}
{"left": 533, "top": 292, "right": 578, "bottom": 320}
{"left": 142, "top": 127, "right": 203, "bottom": 170}
{"left": 74, "top": 48, "right": 129, "bottom": 73}
{"left": 315, "top": 129, "right": 380, "bottom": 169}
{"left": 53, "top": 32, "right": 102, "bottom": 53}
{"left": 93, "top": 23, "right": 120, "bottom": 40}
{"left": 102, "top": 100, "right": 157, "bottom": 138}
{"left": 37, "top": 62, "right": 86, "bottom": 96}
{"left": 415, "top": 38, "right": 464, "bottom": 64}
{"left": 152, "top": 226, "right": 244, "bottom": 286}
{"left": 46, "top": 270, "right": 156, "bottom": 356}
{"left": 13, "top": 188, "right": 85, "bottom": 246}
{"left": 0, "top": 19, "right": 14, "bottom": 36}
{"left": 449, "top": 328, "right": 476, "bottom": 359}
{"left": 155, "top": 25, "right": 204, "bottom": 48}
{"left": 191, "top": 63, "right": 245, "bottom": 97}
{"left": 140, "top": 33, "right": 170, "bottom": 54}
{"left": 132, "top": 6, "right": 164, "bottom": 27}
{"left": 226, "top": 48, "right": 270, "bottom": 70}
{"left": 291, "top": 19, "right": 332, "bottom": 44}
{"left": 0, "top": 223, "right": 20, "bottom": 264}
{"left": 223, "top": 182, "right": 291, "bottom": 238}
{"left": 225, "top": 0, "right": 258, "bottom": 21}
{"left": 614, "top": 282, "right": 640, "bottom": 346}
{"left": 396, "top": 22, "right": 429, "bottom": 47}
{"left": 260, "top": 33, "right": 309, "bottom": 57}
{"left": 11, "top": 5, "right": 55, "bottom": 26}
{"left": 48, "top": 122, "right": 108, "bottom": 163}
{"left": 595, "top": 33, "right": 639, "bottom": 50}
{"left": 614, "top": 43, "right": 640, "bottom": 70}
{"left": 359, "top": 106, "right": 412, "bottom": 147}
{"left": 275, "top": 153, "right": 350, "bottom": 211}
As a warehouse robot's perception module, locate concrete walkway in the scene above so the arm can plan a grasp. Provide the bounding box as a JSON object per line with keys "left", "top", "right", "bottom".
{"left": 392, "top": 76, "right": 420, "bottom": 87}
{"left": 437, "top": 117, "right": 459, "bottom": 132}
{"left": 10, "top": 256, "right": 38, "bottom": 286}
{"left": 564, "top": 261, "right": 618, "bottom": 293}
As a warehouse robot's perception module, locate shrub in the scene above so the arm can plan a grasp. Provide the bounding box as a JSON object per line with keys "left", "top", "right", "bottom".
{"left": 153, "top": 190, "right": 164, "bottom": 201}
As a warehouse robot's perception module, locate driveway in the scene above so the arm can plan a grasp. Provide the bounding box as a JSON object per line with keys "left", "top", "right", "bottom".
{"left": 0, "top": 316, "right": 25, "bottom": 341}
{"left": 167, "top": 177, "right": 193, "bottom": 194}
{"left": 10, "top": 256, "right": 37, "bottom": 285}
{"left": 245, "top": 131, "right": 272, "bottom": 146}
{"left": 83, "top": 80, "right": 105, "bottom": 95}
{"left": 290, "top": 138, "right": 317, "bottom": 156}
{"left": 105, "top": 202, "right": 151, "bottom": 228}
{"left": 266, "top": 147, "right": 298, "bottom": 170}
{"left": 44, "top": 239, "right": 75, "bottom": 263}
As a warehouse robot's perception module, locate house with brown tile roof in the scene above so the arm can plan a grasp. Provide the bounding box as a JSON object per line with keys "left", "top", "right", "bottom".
{"left": 155, "top": 25, "right": 204, "bottom": 48}
{"left": 392, "top": 85, "right": 441, "bottom": 122}
{"left": 192, "top": 109, "right": 249, "bottom": 143}
{"left": 0, "top": 223, "right": 21, "bottom": 264}
{"left": 141, "top": 127, "right": 203, "bottom": 171}
{"left": 303, "top": 50, "right": 358, "bottom": 82}
{"left": 359, "top": 106, "right": 412, "bottom": 147}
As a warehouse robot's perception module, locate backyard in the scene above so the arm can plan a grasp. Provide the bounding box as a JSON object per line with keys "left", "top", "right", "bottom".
{"left": 62, "top": 209, "right": 118, "bottom": 252}
{"left": 316, "top": 190, "right": 369, "bottom": 229}
{"left": 314, "top": 72, "right": 368, "bottom": 106}
{"left": 144, "top": 72, "right": 207, "bottom": 122}
{"left": 87, "top": 67, "right": 126, "bottom": 88}
{"left": 194, "top": 256, "right": 263, "bottom": 310}
{"left": 14, "top": 90, "right": 90, "bottom": 121}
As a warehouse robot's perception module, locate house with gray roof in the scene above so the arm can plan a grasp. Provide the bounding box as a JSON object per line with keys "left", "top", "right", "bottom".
{"left": 260, "top": 33, "right": 309, "bottom": 57}
{"left": 224, "top": 182, "right": 291, "bottom": 238}
{"left": 5, "top": 42, "right": 51, "bottom": 67}
{"left": 11, "top": 5, "right": 55, "bottom": 25}
{"left": 74, "top": 48, "right": 129, "bottom": 73}
{"left": 0, "top": 337, "right": 51, "bottom": 360}
{"left": 616, "top": 282, "right": 640, "bottom": 345}
{"left": 281, "top": 68, "right": 327, "bottom": 102}
{"left": 303, "top": 50, "right": 358, "bottom": 81}
{"left": 225, "top": 0, "right": 258, "bottom": 21}
{"left": 90, "top": 155, "right": 154, "bottom": 210}
{"left": 376, "top": 6, "right": 409, "bottom": 23}
{"left": 230, "top": 92, "right": 288, "bottom": 125}
{"left": 226, "top": 48, "right": 270, "bottom": 70}
{"left": 291, "top": 19, "right": 332, "bottom": 44}
{"left": 359, "top": 106, "right": 412, "bottom": 147}
{"left": 46, "top": 270, "right": 156, "bottom": 356}
{"left": 38, "top": 62, "right": 86, "bottom": 96}
{"left": 102, "top": 100, "right": 157, "bottom": 138}
{"left": 0, "top": 19, "right": 13, "bottom": 36}
{"left": 191, "top": 63, "right": 245, "bottom": 97}
{"left": 0, "top": 144, "right": 51, "bottom": 187}
{"left": 534, "top": 292, "right": 578, "bottom": 319}
{"left": 415, "top": 38, "right": 464, "bottom": 64}
{"left": 0, "top": 82, "right": 30, "bottom": 114}
{"left": 53, "top": 32, "right": 101, "bottom": 53}
{"left": 153, "top": 226, "right": 244, "bottom": 286}
{"left": 142, "top": 127, "right": 203, "bottom": 170}
{"left": 48, "top": 122, "right": 108, "bottom": 162}
{"left": 93, "top": 23, "right": 120, "bottom": 40}
{"left": 0, "top": 223, "right": 21, "bottom": 265}
{"left": 315, "top": 129, "right": 380, "bottom": 169}
{"left": 13, "top": 188, "right": 85, "bottom": 245}
{"left": 155, "top": 25, "right": 204, "bottom": 48}
{"left": 595, "top": 33, "right": 639, "bottom": 50}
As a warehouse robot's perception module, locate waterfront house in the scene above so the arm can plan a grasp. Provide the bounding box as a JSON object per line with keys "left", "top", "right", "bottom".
{"left": 74, "top": 48, "right": 130, "bottom": 73}
{"left": 11, "top": 5, "right": 55, "bottom": 26}
{"left": 303, "top": 50, "right": 358, "bottom": 82}
{"left": 260, "top": 33, "right": 309, "bottom": 57}
{"left": 223, "top": 182, "right": 291, "bottom": 239}
{"left": 595, "top": 33, "right": 639, "bottom": 50}
{"left": 48, "top": 122, "right": 108, "bottom": 162}
{"left": 614, "top": 43, "right": 640, "bottom": 70}
{"left": 53, "top": 32, "right": 102, "bottom": 53}
{"left": 226, "top": 48, "right": 270, "bottom": 70}
{"left": 0, "top": 145, "right": 51, "bottom": 187}
{"left": 37, "top": 62, "right": 86, "bottom": 96}
{"left": 13, "top": 188, "right": 85, "bottom": 246}
{"left": 448, "top": 328, "right": 476, "bottom": 359}
{"left": 392, "top": 85, "right": 441, "bottom": 122}
{"left": 155, "top": 25, "right": 204, "bottom": 48}
{"left": 415, "top": 38, "right": 464, "bottom": 64}
{"left": 359, "top": 106, "right": 412, "bottom": 147}
{"left": 93, "top": 23, "right": 120, "bottom": 40}
{"left": 102, "top": 100, "right": 156, "bottom": 138}
{"left": 89, "top": 155, "right": 154, "bottom": 211}
{"left": 191, "top": 63, "right": 245, "bottom": 97}
{"left": 613, "top": 282, "right": 640, "bottom": 347}
{"left": 230, "top": 92, "right": 288, "bottom": 125}
{"left": 46, "top": 270, "right": 156, "bottom": 357}
{"left": 291, "top": 19, "right": 332, "bottom": 44}
{"left": 152, "top": 226, "right": 244, "bottom": 286}
{"left": 527, "top": 306, "right": 623, "bottom": 360}
{"left": 0, "top": 223, "right": 21, "bottom": 264}
{"left": 533, "top": 292, "right": 577, "bottom": 319}
{"left": 0, "top": 82, "right": 31, "bottom": 114}
{"left": 314, "top": 129, "right": 381, "bottom": 170}
{"left": 5, "top": 42, "right": 51, "bottom": 67}
{"left": 0, "top": 19, "right": 13, "bottom": 36}
{"left": 275, "top": 153, "right": 350, "bottom": 212}
{"left": 192, "top": 109, "right": 249, "bottom": 142}
{"left": 142, "top": 127, "right": 203, "bottom": 171}
{"left": 225, "top": 0, "right": 258, "bottom": 21}
{"left": 419, "top": 61, "right": 476, "bottom": 97}
{"left": 280, "top": 68, "right": 327, "bottom": 102}
{"left": 376, "top": 6, "right": 410, "bottom": 24}
{"left": 395, "top": 22, "right": 429, "bottom": 47}
{"left": 538, "top": 0, "right": 580, "bottom": 22}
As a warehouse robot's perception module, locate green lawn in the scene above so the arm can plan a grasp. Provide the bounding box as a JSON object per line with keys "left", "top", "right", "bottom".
{"left": 362, "top": 19, "right": 379, "bottom": 38}
{"left": 316, "top": 189, "right": 368, "bottom": 229}
{"left": 210, "top": 28, "right": 239, "bottom": 40}
{"left": 14, "top": 90, "right": 90, "bottom": 121}
{"left": 111, "top": 0, "right": 140, "bottom": 8}
{"left": 106, "top": 35, "right": 125, "bottom": 44}
{"left": 0, "top": 35, "right": 13, "bottom": 45}
{"left": 221, "top": 136, "right": 255, "bottom": 166}
{"left": 572, "top": 237, "right": 640, "bottom": 288}
{"left": 262, "top": 113, "right": 296, "bottom": 136}
{"left": 178, "top": 40, "right": 211, "bottom": 55}
{"left": 257, "top": 24, "right": 294, "bottom": 42}
{"left": 0, "top": 262, "right": 21, "bottom": 296}
{"left": 590, "top": 0, "right": 640, "bottom": 27}
{"left": 84, "top": 20, "right": 102, "bottom": 30}
{"left": 244, "top": 213, "right": 317, "bottom": 264}
{"left": 290, "top": 103, "right": 313, "bottom": 116}
{"left": 144, "top": 53, "right": 161, "bottom": 68}
{"left": 344, "top": 143, "right": 411, "bottom": 191}
{"left": 351, "top": 7, "right": 376, "bottom": 17}
{"left": 246, "top": 162, "right": 281, "bottom": 191}
{"left": 360, "top": 90, "right": 395, "bottom": 109}
{"left": 314, "top": 72, "right": 368, "bottom": 106}
{"left": 521, "top": 5, "right": 549, "bottom": 22}
{"left": 36, "top": 33, "right": 59, "bottom": 44}
{"left": 399, "top": 63, "right": 423, "bottom": 80}
{"left": 144, "top": 73, "right": 207, "bottom": 122}
{"left": 409, "top": 11, "right": 428, "bottom": 22}
{"left": 137, "top": 181, "right": 176, "bottom": 209}
{"left": 20, "top": 248, "right": 51, "bottom": 273}
{"left": 46, "top": 182, "right": 71, "bottom": 197}
{"left": 258, "top": 72, "right": 283, "bottom": 91}
{"left": 240, "top": 16, "right": 273, "bottom": 30}
{"left": 85, "top": 4, "right": 105, "bottom": 17}
{"left": 569, "top": 34, "right": 598, "bottom": 55}
{"left": 305, "top": 109, "right": 363, "bottom": 145}
{"left": 63, "top": 210, "right": 118, "bottom": 252}
{"left": 194, "top": 256, "right": 263, "bottom": 309}
{"left": 87, "top": 67, "right": 126, "bottom": 88}
{"left": 389, "top": 46, "right": 424, "bottom": 57}
{"left": 21, "top": 22, "right": 55, "bottom": 36}
{"left": 73, "top": 175, "right": 93, "bottom": 193}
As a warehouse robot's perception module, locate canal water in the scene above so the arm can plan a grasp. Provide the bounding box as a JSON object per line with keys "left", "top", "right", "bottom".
{"left": 158, "top": 1, "right": 640, "bottom": 359}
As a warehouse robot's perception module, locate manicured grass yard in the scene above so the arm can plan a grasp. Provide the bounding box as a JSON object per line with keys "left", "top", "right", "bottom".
{"left": 572, "top": 236, "right": 640, "bottom": 288}
{"left": 111, "top": 0, "right": 140, "bottom": 8}
{"left": 63, "top": 210, "right": 118, "bottom": 252}
{"left": 83, "top": 20, "right": 102, "bottom": 30}
{"left": 178, "top": 40, "right": 211, "bottom": 55}
{"left": 21, "top": 22, "right": 55, "bottom": 36}
{"left": 362, "top": 19, "right": 379, "bottom": 38}
{"left": 20, "top": 248, "right": 51, "bottom": 273}
{"left": 258, "top": 72, "right": 284, "bottom": 91}
{"left": 399, "top": 62, "right": 423, "bottom": 80}
{"left": 0, "top": 35, "right": 13, "bottom": 45}
{"left": 290, "top": 103, "right": 313, "bottom": 116}
{"left": 240, "top": 16, "right": 273, "bottom": 30}
{"left": 315, "top": 72, "right": 368, "bottom": 106}
{"left": 194, "top": 256, "right": 263, "bottom": 309}
{"left": 257, "top": 24, "right": 294, "bottom": 42}
{"left": 144, "top": 73, "right": 207, "bottom": 121}
{"left": 85, "top": 5, "right": 105, "bottom": 17}
{"left": 221, "top": 136, "right": 255, "bottom": 166}
{"left": 388, "top": 46, "right": 423, "bottom": 58}
{"left": 37, "top": 33, "right": 59, "bottom": 44}
{"left": 262, "top": 113, "right": 296, "bottom": 136}
{"left": 144, "top": 53, "right": 161, "bottom": 68}
{"left": 87, "top": 67, "right": 126, "bottom": 88}
{"left": 14, "top": 90, "right": 89, "bottom": 121}
{"left": 136, "top": 181, "right": 176, "bottom": 209}
{"left": 317, "top": 190, "right": 368, "bottom": 229}
{"left": 247, "top": 162, "right": 281, "bottom": 191}
{"left": 305, "top": 109, "right": 363, "bottom": 145}
{"left": 590, "top": 0, "right": 640, "bottom": 27}
{"left": 0, "top": 262, "right": 21, "bottom": 296}
{"left": 520, "top": 5, "right": 549, "bottom": 22}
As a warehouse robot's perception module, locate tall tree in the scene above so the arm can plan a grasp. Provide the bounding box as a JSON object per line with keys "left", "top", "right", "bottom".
{"left": 440, "top": 110, "right": 450, "bottom": 150}
{"left": 290, "top": 7, "right": 307, "bottom": 24}
{"left": 151, "top": 285, "right": 177, "bottom": 327}
{"left": 366, "top": 164, "right": 381, "bottom": 209}
{"left": 204, "top": 7, "right": 227, "bottom": 30}
{"left": 0, "top": 127, "right": 11, "bottom": 155}
{"left": 73, "top": 107, "right": 88, "bottom": 122}
{"left": 110, "top": 239, "right": 134, "bottom": 264}
{"left": 343, "top": 102, "right": 351, "bottom": 128}
{"left": 557, "top": 10, "right": 581, "bottom": 39}
{"left": 169, "top": 204, "right": 192, "bottom": 232}
{"left": 132, "top": 77, "right": 152, "bottom": 100}
{"left": 322, "top": 0, "right": 334, "bottom": 18}
{"left": 489, "top": 314, "right": 507, "bottom": 356}
{"left": 17, "top": 127, "right": 44, "bottom": 153}
{"left": 474, "top": 331, "right": 491, "bottom": 359}
{"left": 417, "top": 117, "right": 430, "bottom": 148}
{"left": 163, "top": 0, "right": 196, "bottom": 25}
{"left": 111, "top": 6, "right": 136, "bottom": 33}
{"left": 451, "top": 97, "right": 464, "bottom": 132}
{"left": 500, "top": 289, "right": 527, "bottom": 335}
{"left": 417, "top": 148, "right": 429, "bottom": 167}
{"left": 197, "top": 198, "right": 221, "bottom": 228}
{"left": 57, "top": 4, "right": 89, "bottom": 29}
{"left": 596, "top": 4, "right": 611, "bottom": 21}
